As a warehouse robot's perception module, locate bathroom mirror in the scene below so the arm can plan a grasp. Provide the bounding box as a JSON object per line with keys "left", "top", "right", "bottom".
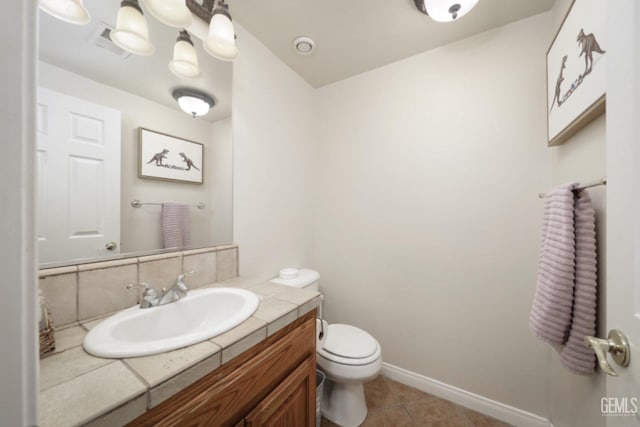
{"left": 37, "top": 1, "right": 232, "bottom": 266}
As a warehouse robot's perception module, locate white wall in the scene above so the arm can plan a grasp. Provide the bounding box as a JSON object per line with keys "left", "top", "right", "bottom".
{"left": 314, "top": 13, "right": 553, "bottom": 417}
{"left": 0, "top": 0, "right": 38, "bottom": 424}
{"left": 38, "top": 62, "right": 227, "bottom": 255}
{"left": 547, "top": 0, "right": 607, "bottom": 426}
{"left": 232, "top": 24, "right": 316, "bottom": 279}
{"left": 212, "top": 117, "right": 233, "bottom": 244}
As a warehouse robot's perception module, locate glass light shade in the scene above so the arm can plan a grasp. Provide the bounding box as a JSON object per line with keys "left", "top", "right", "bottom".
{"left": 141, "top": 0, "right": 192, "bottom": 28}
{"left": 424, "top": 0, "right": 479, "bottom": 22}
{"left": 177, "top": 96, "right": 211, "bottom": 117}
{"left": 169, "top": 40, "right": 201, "bottom": 79}
{"left": 39, "top": 0, "right": 90, "bottom": 25}
{"left": 110, "top": 4, "right": 155, "bottom": 56}
{"left": 203, "top": 13, "right": 238, "bottom": 61}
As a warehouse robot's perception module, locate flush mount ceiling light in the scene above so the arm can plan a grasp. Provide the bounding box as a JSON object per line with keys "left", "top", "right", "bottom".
{"left": 169, "top": 30, "right": 201, "bottom": 79}
{"left": 172, "top": 88, "right": 215, "bottom": 118}
{"left": 110, "top": 0, "right": 155, "bottom": 56}
{"left": 203, "top": 0, "right": 239, "bottom": 61}
{"left": 293, "top": 36, "right": 315, "bottom": 55}
{"left": 413, "top": 0, "right": 479, "bottom": 22}
{"left": 141, "top": 0, "right": 192, "bottom": 28}
{"left": 39, "top": 0, "right": 90, "bottom": 25}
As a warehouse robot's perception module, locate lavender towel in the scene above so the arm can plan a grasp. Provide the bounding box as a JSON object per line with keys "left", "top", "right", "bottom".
{"left": 529, "top": 183, "right": 577, "bottom": 345}
{"left": 162, "top": 203, "right": 191, "bottom": 249}
{"left": 529, "top": 184, "right": 597, "bottom": 375}
{"left": 559, "top": 190, "right": 597, "bottom": 374}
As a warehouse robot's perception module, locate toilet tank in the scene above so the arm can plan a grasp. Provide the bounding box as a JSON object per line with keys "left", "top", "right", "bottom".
{"left": 270, "top": 268, "right": 320, "bottom": 291}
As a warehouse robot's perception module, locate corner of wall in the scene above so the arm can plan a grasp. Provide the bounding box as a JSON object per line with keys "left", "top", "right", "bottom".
{"left": 231, "top": 24, "right": 318, "bottom": 279}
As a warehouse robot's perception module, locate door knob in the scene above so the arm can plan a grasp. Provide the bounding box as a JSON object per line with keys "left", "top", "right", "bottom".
{"left": 105, "top": 241, "right": 117, "bottom": 251}
{"left": 584, "top": 329, "right": 631, "bottom": 376}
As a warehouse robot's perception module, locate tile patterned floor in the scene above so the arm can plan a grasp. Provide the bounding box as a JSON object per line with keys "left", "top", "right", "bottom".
{"left": 321, "top": 376, "right": 512, "bottom": 427}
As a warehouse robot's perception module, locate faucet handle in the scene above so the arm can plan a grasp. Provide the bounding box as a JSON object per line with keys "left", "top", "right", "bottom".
{"left": 127, "top": 282, "right": 151, "bottom": 290}
{"left": 178, "top": 271, "right": 195, "bottom": 280}
{"left": 176, "top": 271, "right": 195, "bottom": 288}
{"left": 127, "top": 283, "right": 158, "bottom": 308}
{"left": 127, "top": 282, "right": 157, "bottom": 296}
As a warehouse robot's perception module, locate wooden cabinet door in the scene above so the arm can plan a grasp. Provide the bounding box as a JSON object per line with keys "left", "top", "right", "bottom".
{"left": 245, "top": 356, "right": 315, "bottom": 427}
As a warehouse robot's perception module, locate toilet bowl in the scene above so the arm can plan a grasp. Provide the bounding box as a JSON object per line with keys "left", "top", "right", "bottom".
{"left": 270, "top": 269, "right": 382, "bottom": 427}
{"left": 316, "top": 321, "right": 382, "bottom": 426}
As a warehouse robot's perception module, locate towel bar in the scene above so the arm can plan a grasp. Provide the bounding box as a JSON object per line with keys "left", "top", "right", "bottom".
{"left": 538, "top": 177, "right": 607, "bottom": 198}
{"left": 131, "top": 199, "right": 206, "bottom": 210}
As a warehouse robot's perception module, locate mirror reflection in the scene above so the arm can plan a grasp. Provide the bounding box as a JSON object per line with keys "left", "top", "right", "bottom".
{"left": 37, "top": 1, "right": 233, "bottom": 266}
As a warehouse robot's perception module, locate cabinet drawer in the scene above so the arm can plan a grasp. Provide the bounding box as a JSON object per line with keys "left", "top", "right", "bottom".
{"left": 127, "top": 310, "right": 316, "bottom": 427}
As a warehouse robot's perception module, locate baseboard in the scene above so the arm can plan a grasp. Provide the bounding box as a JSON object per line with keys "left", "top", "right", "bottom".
{"left": 381, "top": 363, "right": 552, "bottom": 427}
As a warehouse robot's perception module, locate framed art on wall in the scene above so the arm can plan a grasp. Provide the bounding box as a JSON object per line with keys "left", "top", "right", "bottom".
{"left": 547, "top": 0, "right": 606, "bottom": 146}
{"left": 138, "top": 128, "right": 204, "bottom": 184}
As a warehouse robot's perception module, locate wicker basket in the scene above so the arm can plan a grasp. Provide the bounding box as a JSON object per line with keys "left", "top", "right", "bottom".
{"left": 39, "top": 309, "right": 56, "bottom": 358}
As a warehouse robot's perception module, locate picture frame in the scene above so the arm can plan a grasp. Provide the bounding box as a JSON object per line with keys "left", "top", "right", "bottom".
{"left": 546, "top": 0, "right": 606, "bottom": 146}
{"left": 138, "top": 128, "right": 204, "bottom": 184}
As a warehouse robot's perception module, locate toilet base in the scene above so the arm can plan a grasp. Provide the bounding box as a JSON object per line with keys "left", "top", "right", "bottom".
{"left": 321, "top": 379, "right": 367, "bottom": 427}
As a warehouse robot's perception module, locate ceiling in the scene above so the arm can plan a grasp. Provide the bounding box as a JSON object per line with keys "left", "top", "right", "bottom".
{"left": 231, "top": 0, "right": 555, "bottom": 88}
{"left": 38, "top": 1, "right": 232, "bottom": 122}
{"left": 38, "top": 0, "right": 555, "bottom": 105}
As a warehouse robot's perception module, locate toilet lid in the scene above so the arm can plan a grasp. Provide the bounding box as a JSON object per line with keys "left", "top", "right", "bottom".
{"left": 320, "top": 324, "right": 378, "bottom": 360}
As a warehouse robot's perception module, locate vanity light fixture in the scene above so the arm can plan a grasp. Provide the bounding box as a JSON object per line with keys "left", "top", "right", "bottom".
{"left": 203, "top": 0, "right": 239, "bottom": 61}
{"left": 169, "top": 30, "right": 201, "bottom": 79}
{"left": 141, "top": 0, "right": 192, "bottom": 28}
{"left": 39, "top": 0, "right": 90, "bottom": 25}
{"left": 110, "top": 0, "right": 155, "bottom": 56}
{"left": 172, "top": 88, "right": 215, "bottom": 118}
{"left": 413, "top": 0, "right": 479, "bottom": 22}
{"left": 41, "top": 0, "right": 240, "bottom": 62}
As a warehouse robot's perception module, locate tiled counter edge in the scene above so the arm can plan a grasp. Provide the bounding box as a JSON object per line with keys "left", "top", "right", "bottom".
{"left": 38, "top": 276, "right": 321, "bottom": 427}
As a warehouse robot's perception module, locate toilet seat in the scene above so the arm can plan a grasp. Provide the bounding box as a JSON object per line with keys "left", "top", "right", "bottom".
{"left": 318, "top": 324, "right": 381, "bottom": 366}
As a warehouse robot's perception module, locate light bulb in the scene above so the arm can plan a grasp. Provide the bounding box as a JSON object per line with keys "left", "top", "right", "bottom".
{"left": 141, "top": 0, "right": 192, "bottom": 28}
{"left": 110, "top": 0, "right": 155, "bottom": 56}
{"left": 39, "top": 0, "right": 90, "bottom": 25}
{"left": 169, "top": 31, "right": 201, "bottom": 79}
{"left": 203, "top": 1, "right": 238, "bottom": 61}
{"left": 178, "top": 96, "right": 210, "bottom": 117}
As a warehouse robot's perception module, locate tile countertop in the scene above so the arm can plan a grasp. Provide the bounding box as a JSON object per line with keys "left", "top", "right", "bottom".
{"left": 39, "top": 277, "right": 321, "bottom": 427}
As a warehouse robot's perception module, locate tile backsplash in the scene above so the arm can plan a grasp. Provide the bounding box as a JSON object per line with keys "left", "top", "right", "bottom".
{"left": 39, "top": 245, "right": 239, "bottom": 328}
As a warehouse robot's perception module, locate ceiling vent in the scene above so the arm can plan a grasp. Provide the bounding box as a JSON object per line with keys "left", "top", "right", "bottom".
{"left": 293, "top": 36, "right": 315, "bottom": 55}
{"left": 89, "top": 23, "right": 132, "bottom": 59}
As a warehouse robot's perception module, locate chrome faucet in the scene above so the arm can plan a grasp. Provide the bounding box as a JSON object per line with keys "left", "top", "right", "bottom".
{"left": 158, "top": 272, "right": 192, "bottom": 305}
{"left": 127, "top": 271, "right": 194, "bottom": 309}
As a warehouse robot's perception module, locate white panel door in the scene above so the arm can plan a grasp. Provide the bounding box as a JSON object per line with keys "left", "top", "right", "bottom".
{"left": 605, "top": 1, "right": 640, "bottom": 424}
{"left": 37, "top": 87, "right": 121, "bottom": 263}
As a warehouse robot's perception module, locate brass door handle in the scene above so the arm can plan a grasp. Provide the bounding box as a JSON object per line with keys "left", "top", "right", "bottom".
{"left": 584, "top": 330, "right": 631, "bottom": 376}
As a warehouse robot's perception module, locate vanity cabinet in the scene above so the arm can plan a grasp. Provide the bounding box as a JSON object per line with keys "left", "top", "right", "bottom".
{"left": 127, "top": 310, "right": 317, "bottom": 427}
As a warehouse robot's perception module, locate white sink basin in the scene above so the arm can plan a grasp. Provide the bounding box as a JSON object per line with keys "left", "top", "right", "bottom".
{"left": 83, "top": 287, "right": 259, "bottom": 358}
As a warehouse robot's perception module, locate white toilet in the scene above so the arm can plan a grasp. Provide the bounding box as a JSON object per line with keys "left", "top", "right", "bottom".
{"left": 271, "top": 268, "right": 382, "bottom": 427}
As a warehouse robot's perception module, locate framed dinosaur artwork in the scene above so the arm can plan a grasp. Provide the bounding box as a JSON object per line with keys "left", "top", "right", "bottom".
{"left": 547, "top": 0, "right": 606, "bottom": 146}
{"left": 138, "top": 128, "right": 204, "bottom": 184}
